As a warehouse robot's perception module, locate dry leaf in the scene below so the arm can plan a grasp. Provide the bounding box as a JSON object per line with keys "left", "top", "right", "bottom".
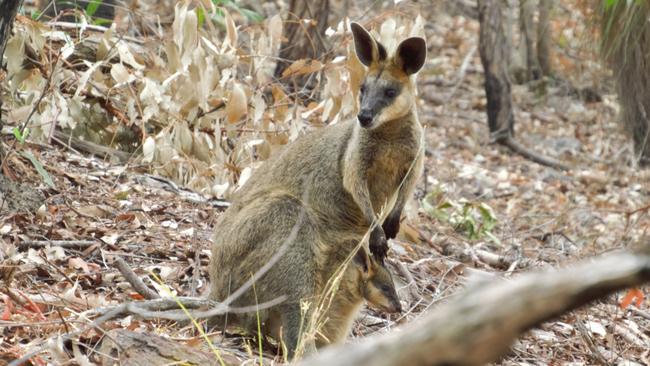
{"left": 226, "top": 83, "right": 247, "bottom": 123}
{"left": 281, "top": 59, "right": 323, "bottom": 78}
{"left": 68, "top": 257, "right": 90, "bottom": 273}
{"left": 224, "top": 9, "right": 238, "bottom": 48}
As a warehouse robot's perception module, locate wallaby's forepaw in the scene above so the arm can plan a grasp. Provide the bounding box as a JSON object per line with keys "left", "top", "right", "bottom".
{"left": 383, "top": 214, "right": 401, "bottom": 239}
{"left": 369, "top": 227, "right": 388, "bottom": 261}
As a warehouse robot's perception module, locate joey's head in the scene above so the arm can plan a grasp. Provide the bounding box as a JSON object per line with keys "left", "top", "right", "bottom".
{"left": 350, "top": 22, "right": 427, "bottom": 130}
{"left": 353, "top": 248, "right": 402, "bottom": 314}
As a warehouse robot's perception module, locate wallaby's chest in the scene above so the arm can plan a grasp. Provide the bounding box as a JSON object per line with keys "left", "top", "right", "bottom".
{"left": 366, "top": 140, "right": 419, "bottom": 211}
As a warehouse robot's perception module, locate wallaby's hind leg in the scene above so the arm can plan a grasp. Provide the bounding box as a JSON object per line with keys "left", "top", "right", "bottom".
{"left": 210, "top": 192, "right": 320, "bottom": 359}
{"left": 279, "top": 302, "right": 316, "bottom": 360}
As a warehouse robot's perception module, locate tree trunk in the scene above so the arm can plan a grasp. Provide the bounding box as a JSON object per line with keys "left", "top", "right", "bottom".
{"left": 537, "top": 0, "right": 553, "bottom": 76}
{"left": 0, "top": 0, "right": 23, "bottom": 163}
{"left": 478, "top": 0, "right": 514, "bottom": 142}
{"left": 273, "top": 0, "right": 330, "bottom": 97}
{"left": 478, "top": 0, "right": 568, "bottom": 170}
{"left": 601, "top": 2, "right": 650, "bottom": 166}
{"left": 0, "top": 0, "right": 21, "bottom": 60}
{"left": 519, "top": 0, "right": 541, "bottom": 81}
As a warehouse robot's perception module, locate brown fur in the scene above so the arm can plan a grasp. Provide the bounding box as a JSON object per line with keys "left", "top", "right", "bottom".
{"left": 209, "top": 22, "right": 426, "bottom": 359}
{"left": 316, "top": 249, "right": 401, "bottom": 347}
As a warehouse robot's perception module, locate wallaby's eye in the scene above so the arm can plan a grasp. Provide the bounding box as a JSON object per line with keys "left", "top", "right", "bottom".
{"left": 360, "top": 85, "right": 367, "bottom": 95}
{"left": 384, "top": 88, "right": 397, "bottom": 98}
{"left": 382, "top": 285, "right": 392, "bottom": 293}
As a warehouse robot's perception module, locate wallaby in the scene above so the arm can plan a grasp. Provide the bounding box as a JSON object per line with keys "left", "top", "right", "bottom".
{"left": 209, "top": 191, "right": 400, "bottom": 357}
{"left": 225, "top": 22, "right": 426, "bottom": 261}
{"left": 213, "top": 240, "right": 401, "bottom": 352}
{"left": 209, "top": 22, "right": 426, "bottom": 358}
{"left": 314, "top": 247, "right": 402, "bottom": 348}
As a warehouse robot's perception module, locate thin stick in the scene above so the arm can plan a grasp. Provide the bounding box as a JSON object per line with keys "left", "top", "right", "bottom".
{"left": 113, "top": 257, "right": 160, "bottom": 300}
{"left": 18, "top": 240, "right": 96, "bottom": 249}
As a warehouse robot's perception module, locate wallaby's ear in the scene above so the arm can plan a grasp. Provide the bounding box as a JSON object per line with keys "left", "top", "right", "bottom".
{"left": 395, "top": 37, "right": 427, "bottom": 75}
{"left": 351, "top": 22, "right": 387, "bottom": 67}
{"left": 353, "top": 248, "right": 373, "bottom": 279}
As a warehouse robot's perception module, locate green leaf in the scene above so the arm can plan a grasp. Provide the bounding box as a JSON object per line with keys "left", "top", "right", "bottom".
{"left": 237, "top": 7, "right": 263, "bottom": 23}
{"left": 21, "top": 152, "right": 55, "bottom": 189}
{"left": 114, "top": 190, "right": 130, "bottom": 200}
{"left": 13, "top": 127, "right": 29, "bottom": 144}
{"left": 85, "top": 0, "right": 103, "bottom": 17}
{"left": 197, "top": 7, "right": 206, "bottom": 27}
{"left": 484, "top": 231, "right": 502, "bottom": 246}
{"left": 92, "top": 17, "right": 113, "bottom": 26}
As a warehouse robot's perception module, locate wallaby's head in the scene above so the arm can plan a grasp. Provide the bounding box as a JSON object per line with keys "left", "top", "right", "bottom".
{"left": 353, "top": 248, "right": 402, "bottom": 314}
{"left": 350, "top": 22, "right": 427, "bottom": 130}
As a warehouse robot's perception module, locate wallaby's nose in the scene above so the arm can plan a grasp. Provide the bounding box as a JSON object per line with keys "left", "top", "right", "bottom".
{"left": 357, "top": 111, "right": 373, "bottom": 127}
{"left": 394, "top": 301, "right": 403, "bottom": 314}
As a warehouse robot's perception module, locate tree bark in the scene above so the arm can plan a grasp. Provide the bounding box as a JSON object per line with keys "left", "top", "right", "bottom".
{"left": 601, "top": 2, "right": 650, "bottom": 166}
{"left": 99, "top": 329, "right": 247, "bottom": 365}
{"left": 0, "top": 0, "right": 21, "bottom": 60}
{"left": 0, "top": 0, "right": 23, "bottom": 163}
{"left": 478, "top": 0, "right": 514, "bottom": 141}
{"left": 537, "top": 0, "right": 553, "bottom": 76}
{"left": 478, "top": 0, "right": 567, "bottom": 170}
{"left": 519, "top": 0, "right": 541, "bottom": 81}
{"left": 273, "top": 0, "right": 330, "bottom": 96}
{"left": 300, "top": 246, "right": 650, "bottom": 366}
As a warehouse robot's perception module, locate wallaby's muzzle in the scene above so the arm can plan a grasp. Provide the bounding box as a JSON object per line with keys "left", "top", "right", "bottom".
{"left": 389, "top": 298, "right": 403, "bottom": 314}
{"left": 357, "top": 110, "right": 374, "bottom": 128}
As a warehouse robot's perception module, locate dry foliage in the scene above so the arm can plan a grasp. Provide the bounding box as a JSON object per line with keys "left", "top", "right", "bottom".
{"left": 3, "top": 4, "right": 424, "bottom": 199}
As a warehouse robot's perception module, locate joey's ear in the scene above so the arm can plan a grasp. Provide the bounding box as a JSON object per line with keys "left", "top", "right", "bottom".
{"left": 395, "top": 37, "right": 427, "bottom": 75}
{"left": 351, "top": 22, "right": 387, "bottom": 67}
{"left": 353, "top": 248, "right": 372, "bottom": 279}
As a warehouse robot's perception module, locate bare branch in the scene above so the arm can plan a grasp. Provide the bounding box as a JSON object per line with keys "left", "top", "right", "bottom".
{"left": 113, "top": 257, "right": 160, "bottom": 300}
{"left": 18, "top": 240, "right": 96, "bottom": 249}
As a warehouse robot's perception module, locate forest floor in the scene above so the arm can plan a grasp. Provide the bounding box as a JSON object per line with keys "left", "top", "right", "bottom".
{"left": 2, "top": 2, "right": 650, "bottom": 365}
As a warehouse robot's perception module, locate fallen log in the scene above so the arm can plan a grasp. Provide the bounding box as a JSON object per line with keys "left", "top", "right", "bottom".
{"left": 301, "top": 245, "right": 650, "bottom": 366}
{"left": 98, "top": 329, "right": 248, "bottom": 366}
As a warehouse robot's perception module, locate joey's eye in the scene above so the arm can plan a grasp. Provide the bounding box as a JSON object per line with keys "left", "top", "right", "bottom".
{"left": 382, "top": 285, "right": 392, "bottom": 293}
{"left": 360, "top": 85, "right": 367, "bottom": 95}
{"left": 384, "top": 88, "right": 397, "bottom": 98}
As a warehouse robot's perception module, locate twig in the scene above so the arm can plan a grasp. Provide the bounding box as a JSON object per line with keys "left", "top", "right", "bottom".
{"left": 18, "top": 240, "right": 96, "bottom": 249}
{"left": 45, "top": 21, "right": 144, "bottom": 44}
{"left": 89, "top": 295, "right": 287, "bottom": 321}
{"left": 113, "top": 257, "right": 160, "bottom": 300}
{"left": 501, "top": 136, "right": 570, "bottom": 171}
{"left": 389, "top": 259, "right": 421, "bottom": 302}
{"left": 575, "top": 320, "right": 609, "bottom": 366}
{"left": 611, "top": 323, "right": 650, "bottom": 348}
{"left": 629, "top": 306, "right": 650, "bottom": 320}
{"left": 8, "top": 295, "right": 286, "bottom": 366}
{"left": 135, "top": 174, "right": 230, "bottom": 208}
{"left": 441, "top": 243, "right": 538, "bottom": 270}
{"left": 51, "top": 129, "right": 133, "bottom": 163}
{"left": 9, "top": 304, "right": 126, "bottom": 366}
